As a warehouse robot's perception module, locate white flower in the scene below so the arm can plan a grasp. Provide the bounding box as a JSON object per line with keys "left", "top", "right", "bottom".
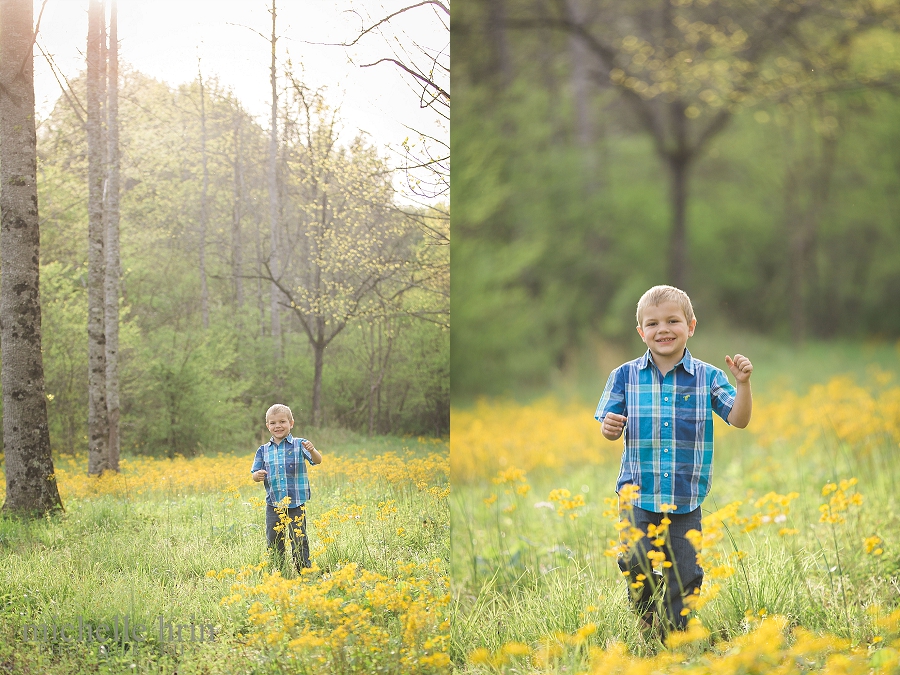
{"left": 534, "top": 501, "right": 554, "bottom": 510}
{"left": 774, "top": 514, "right": 787, "bottom": 523}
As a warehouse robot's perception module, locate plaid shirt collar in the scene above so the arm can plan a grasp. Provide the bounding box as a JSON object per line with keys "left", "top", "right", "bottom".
{"left": 638, "top": 348, "right": 696, "bottom": 376}
{"left": 268, "top": 433, "right": 295, "bottom": 447}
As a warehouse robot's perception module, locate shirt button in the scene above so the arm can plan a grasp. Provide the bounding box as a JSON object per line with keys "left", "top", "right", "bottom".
{"left": 664, "top": 473, "right": 669, "bottom": 477}
{"left": 664, "top": 448, "right": 669, "bottom": 453}
{"left": 664, "top": 397, "right": 669, "bottom": 402}
{"left": 664, "top": 422, "right": 669, "bottom": 427}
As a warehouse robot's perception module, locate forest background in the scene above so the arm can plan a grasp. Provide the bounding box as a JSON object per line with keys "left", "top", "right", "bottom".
{"left": 452, "top": 0, "right": 900, "bottom": 398}
{"left": 16, "top": 6, "right": 449, "bottom": 460}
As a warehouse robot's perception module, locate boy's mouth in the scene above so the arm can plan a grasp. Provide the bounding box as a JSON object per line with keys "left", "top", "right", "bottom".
{"left": 656, "top": 337, "right": 675, "bottom": 344}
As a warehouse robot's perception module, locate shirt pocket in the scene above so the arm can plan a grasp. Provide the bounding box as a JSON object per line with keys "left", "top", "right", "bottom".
{"left": 673, "top": 386, "right": 704, "bottom": 421}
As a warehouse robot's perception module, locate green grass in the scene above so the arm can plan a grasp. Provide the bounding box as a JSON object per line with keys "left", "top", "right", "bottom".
{"left": 0, "top": 432, "right": 450, "bottom": 674}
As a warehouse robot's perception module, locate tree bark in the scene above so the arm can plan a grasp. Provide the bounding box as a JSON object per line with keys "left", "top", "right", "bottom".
{"left": 0, "top": 0, "right": 64, "bottom": 514}
{"left": 104, "top": 0, "right": 120, "bottom": 471}
{"left": 198, "top": 68, "right": 210, "bottom": 329}
{"left": 667, "top": 156, "right": 689, "bottom": 290}
{"left": 267, "top": 0, "right": 282, "bottom": 358}
{"left": 87, "top": 0, "right": 109, "bottom": 475}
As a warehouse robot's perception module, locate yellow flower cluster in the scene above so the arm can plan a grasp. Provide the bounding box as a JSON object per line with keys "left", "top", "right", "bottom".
{"left": 476, "top": 612, "right": 898, "bottom": 674}
{"left": 470, "top": 622, "right": 599, "bottom": 670}
{"left": 1, "top": 448, "right": 448, "bottom": 502}
{"left": 754, "top": 372, "right": 900, "bottom": 455}
{"left": 451, "top": 397, "right": 619, "bottom": 482}
{"left": 214, "top": 559, "right": 449, "bottom": 672}
{"left": 865, "top": 535, "right": 885, "bottom": 556}
{"left": 547, "top": 488, "right": 586, "bottom": 519}
{"left": 819, "top": 477, "right": 863, "bottom": 524}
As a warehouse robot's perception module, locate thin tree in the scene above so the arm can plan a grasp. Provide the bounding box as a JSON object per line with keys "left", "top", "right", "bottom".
{"left": 267, "top": 0, "right": 282, "bottom": 358}
{"left": 104, "top": 0, "right": 121, "bottom": 470}
{"left": 197, "top": 64, "right": 210, "bottom": 329}
{"left": 231, "top": 111, "right": 245, "bottom": 312}
{"left": 0, "top": 0, "right": 64, "bottom": 514}
{"left": 87, "top": 0, "right": 109, "bottom": 475}
{"left": 266, "top": 87, "right": 416, "bottom": 426}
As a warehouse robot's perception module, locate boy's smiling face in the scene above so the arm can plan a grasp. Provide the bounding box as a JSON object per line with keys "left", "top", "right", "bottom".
{"left": 637, "top": 300, "right": 696, "bottom": 365}
{"left": 266, "top": 412, "right": 294, "bottom": 442}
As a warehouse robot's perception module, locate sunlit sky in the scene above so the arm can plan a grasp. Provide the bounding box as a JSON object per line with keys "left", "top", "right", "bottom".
{"left": 33, "top": 0, "right": 447, "bottom": 156}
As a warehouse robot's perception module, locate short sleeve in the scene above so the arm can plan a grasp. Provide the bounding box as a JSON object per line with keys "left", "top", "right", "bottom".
{"left": 250, "top": 446, "right": 265, "bottom": 474}
{"left": 297, "top": 437, "right": 314, "bottom": 464}
{"left": 710, "top": 368, "right": 737, "bottom": 424}
{"left": 594, "top": 367, "right": 627, "bottom": 423}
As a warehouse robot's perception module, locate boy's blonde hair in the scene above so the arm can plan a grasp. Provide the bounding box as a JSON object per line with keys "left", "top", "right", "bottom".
{"left": 636, "top": 285, "right": 695, "bottom": 326}
{"left": 265, "top": 403, "right": 294, "bottom": 422}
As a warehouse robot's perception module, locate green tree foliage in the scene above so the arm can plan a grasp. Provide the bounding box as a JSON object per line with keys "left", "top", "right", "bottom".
{"left": 452, "top": 0, "right": 900, "bottom": 397}
{"left": 33, "top": 68, "right": 448, "bottom": 456}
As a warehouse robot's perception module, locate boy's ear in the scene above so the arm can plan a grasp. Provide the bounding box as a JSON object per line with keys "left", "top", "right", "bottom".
{"left": 636, "top": 325, "right": 645, "bottom": 339}
{"left": 688, "top": 318, "right": 697, "bottom": 336}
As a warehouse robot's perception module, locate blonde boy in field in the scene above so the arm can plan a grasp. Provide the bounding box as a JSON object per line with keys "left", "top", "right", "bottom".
{"left": 595, "top": 285, "right": 753, "bottom": 633}
{"left": 251, "top": 404, "right": 322, "bottom": 573}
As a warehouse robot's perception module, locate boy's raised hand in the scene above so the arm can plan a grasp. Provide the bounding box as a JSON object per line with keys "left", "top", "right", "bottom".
{"left": 601, "top": 412, "right": 627, "bottom": 441}
{"left": 725, "top": 354, "right": 753, "bottom": 383}
{"left": 252, "top": 470, "right": 268, "bottom": 482}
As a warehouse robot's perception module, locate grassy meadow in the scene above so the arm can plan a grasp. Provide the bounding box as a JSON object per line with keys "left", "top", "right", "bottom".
{"left": 0, "top": 430, "right": 450, "bottom": 674}
{"left": 451, "top": 336, "right": 900, "bottom": 674}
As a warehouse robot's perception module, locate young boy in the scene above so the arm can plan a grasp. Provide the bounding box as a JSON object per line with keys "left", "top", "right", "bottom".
{"left": 251, "top": 404, "right": 323, "bottom": 573}
{"left": 595, "top": 285, "right": 753, "bottom": 632}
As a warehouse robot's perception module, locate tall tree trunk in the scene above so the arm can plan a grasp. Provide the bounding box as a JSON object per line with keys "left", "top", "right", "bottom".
{"left": 0, "top": 0, "right": 64, "bottom": 514}
{"left": 486, "top": 0, "right": 512, "bottom": 87}
{"left": 104, "top": 0, "right": 120, "bottom": 471}
{"left": 566, "top": 0, "right": 598, "bottom": 194}
{"left": 232, "top": 114, "right": 244, "bottom": 311}
{"left": 312, "top": 330, "right": 324, "bottom": 427}
{"left": 666, "top": 98, "right": 690, "bottom": 290}
{"left": 87, "top": 0, "right": 109, "bottom": 475}
{"left": 667, "top": 158, "right": 689, "bottom": 290}
{"left": 198, "top": 67, "right": 210, "bottom": 329}
{"left": 267, "top": 0, "right": 282, "bottom": 358}
{"left": 785, "top": 118, "right": 838, "bottom": 343}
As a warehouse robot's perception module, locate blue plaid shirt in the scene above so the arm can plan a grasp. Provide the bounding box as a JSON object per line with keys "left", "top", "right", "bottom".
{"left": 594, "top": 349, "right": 736, "bottom": 513}
{"left": 250, "top": 434, "right": 314, "bottom": 507}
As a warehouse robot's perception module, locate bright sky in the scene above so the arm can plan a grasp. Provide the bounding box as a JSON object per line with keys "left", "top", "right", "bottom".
{"left": 33, "top": 0, "right": 448, "bottom": 161}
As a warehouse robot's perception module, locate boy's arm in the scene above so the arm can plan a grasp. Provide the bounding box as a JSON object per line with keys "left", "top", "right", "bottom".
{"left": 725, "top": 354, "right": 753, "bottom": 428}
{"left": 251, "top": 446, "right": 267, "bottom": 482}
{"left": 301, "top": 439, "right": 322, "bottom": 465}
{"left": 595, "top": 368, "right": 627, "bottom": 441}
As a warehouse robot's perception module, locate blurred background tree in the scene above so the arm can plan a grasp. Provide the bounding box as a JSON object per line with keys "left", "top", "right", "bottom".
{"left": 452, "top": 0, "right": 900, "bottom": 398}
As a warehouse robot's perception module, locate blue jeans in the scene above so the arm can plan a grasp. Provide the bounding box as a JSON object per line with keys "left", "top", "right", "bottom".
{"left": 617, "top": 505, "right": 703, "bottom": 630}
{"left": 265, "top": 503, "right": 310, "bottom": 571}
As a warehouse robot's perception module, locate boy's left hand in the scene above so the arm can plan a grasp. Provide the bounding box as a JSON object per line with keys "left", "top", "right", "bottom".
{"left": 725, "top": 354, "right": 753, "bottom": 383}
